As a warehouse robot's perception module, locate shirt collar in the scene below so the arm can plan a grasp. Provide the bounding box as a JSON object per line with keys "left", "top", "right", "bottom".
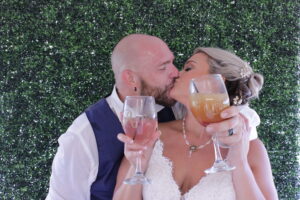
{"left": 106, "top": 86, "right": 124, "bottom": 120}
{"left": 106, "top": 85, "right": 165, "bottom": 120}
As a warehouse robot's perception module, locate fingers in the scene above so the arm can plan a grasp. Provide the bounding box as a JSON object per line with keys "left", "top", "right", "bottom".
{"left": 117, "top": 130, "right": 161, "bottom": 155}
{"left": 220, "top": 105, "right": 246, "bottom": 119}
{"left": 117, "top": 133, "right": 133, "bottom": 144}
{"left": 206, "top": 115, "right": 240, "bottom": 134}
{"left": 145, "top": 130, "right": 161, "bottom": 147}
{"left": 217, "top": 128, "right": 242, "bottom": 147}
{"left": 206, "top": 112, "right": 249, "bottom": 147}
{"left": 117, "top": 133, "right": 147, "bottom": 150}
{"left": 117, "top": 129, "right": 161, "bottom": 147}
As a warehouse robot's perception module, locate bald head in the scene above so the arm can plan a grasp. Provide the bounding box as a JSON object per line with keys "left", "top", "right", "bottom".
{"left": 111, "top": 34, "right": 169, "bottom": 81}
{"left": 110, "top": 34, "right": 178, "bottom": 105}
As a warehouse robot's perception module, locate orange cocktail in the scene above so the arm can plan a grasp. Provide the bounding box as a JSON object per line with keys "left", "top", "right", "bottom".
{"left": 189, "top": 93, "right": 229, "bottom": 125}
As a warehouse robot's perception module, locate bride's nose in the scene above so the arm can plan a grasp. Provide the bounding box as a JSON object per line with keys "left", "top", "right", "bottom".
{"left": 178, "top": 70, "right": 185, "bottom": 77}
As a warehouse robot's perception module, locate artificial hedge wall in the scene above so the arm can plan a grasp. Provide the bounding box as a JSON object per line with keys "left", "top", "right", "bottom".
{"left": 1, "top": 0, "right": 299, "bottom": 199}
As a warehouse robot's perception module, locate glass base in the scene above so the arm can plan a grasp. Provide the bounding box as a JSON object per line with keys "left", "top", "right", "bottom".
{"left": 204, "top": 160, "right": 235, "bottom": 174}
{"left": 123, "top": 172, "right": 151, "bottom": 185}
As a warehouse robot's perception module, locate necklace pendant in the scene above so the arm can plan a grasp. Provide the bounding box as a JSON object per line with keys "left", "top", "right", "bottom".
{"left": 189, "top": 145, "right": 198, "bottom": 152}
{"left": 188, "top": 145, "right": 197, "bottom": 157}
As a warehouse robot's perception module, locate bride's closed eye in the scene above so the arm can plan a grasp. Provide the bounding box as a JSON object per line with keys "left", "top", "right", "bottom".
{"left": 184, "top": 66, "right": 192, "bottom": 72}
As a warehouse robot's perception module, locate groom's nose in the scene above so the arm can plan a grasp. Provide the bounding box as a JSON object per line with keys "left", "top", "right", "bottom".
{"left": 169, "top": 64, "right": 179, "bottom": 79}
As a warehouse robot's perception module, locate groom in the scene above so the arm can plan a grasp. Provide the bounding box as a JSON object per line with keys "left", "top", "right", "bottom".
{"left": 46, "top": 34, "right": 259, "bottom": 200}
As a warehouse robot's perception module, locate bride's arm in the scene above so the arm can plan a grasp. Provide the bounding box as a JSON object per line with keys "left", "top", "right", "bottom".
{"left": 113, "top": 131, "right": 160, "bottom": 200}
{"left": 248, "top": 139, "right": 278, "bottom": 199}
{"left": 228, "top": 131, "right": 278, "bottom": 200}
{"left": 113, "top": 158, "right": 143, "bottom": 200}
{"left": 212, "top": 108, "right": 278, "bottom": 199}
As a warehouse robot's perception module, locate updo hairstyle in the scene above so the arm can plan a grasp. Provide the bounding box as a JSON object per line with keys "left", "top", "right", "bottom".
{"left": 193, "top": 47, "right": 264, "bottom": 105}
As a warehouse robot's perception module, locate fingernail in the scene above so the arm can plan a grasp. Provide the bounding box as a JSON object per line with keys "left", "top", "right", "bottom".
{"left": 129, "top": 139, "right": 134, "bottom": 144}
{"left": 138, "top": 150, "right": 143, "bottom": 155}
{"left": 117, "top": 134, "right": 122, "bottom": 140}
{"left": 206, "top": 126, "right": 213, "bottom": 132}
{"left": 144, "top": 146, "right": 147, "bottom": 150}
{"left": 221, "top": 112, "right": 229, "bottom": 118}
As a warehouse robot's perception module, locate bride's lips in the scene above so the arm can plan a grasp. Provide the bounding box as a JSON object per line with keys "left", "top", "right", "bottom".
{"left": 173, "top": 78, "right": 180, "bottom": 85}
{"left": 167, "top": 79, "right": 176, "bottom": 93}
{"left": 168, "top": 79, "right": 178, "bottom": 95}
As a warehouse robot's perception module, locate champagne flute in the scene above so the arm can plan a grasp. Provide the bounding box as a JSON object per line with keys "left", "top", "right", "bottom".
{"left": 189, "top": 74, "right": 235, "bottom": 174}
{"left": 122, "top": 96, "right": 157, "bottom": 184}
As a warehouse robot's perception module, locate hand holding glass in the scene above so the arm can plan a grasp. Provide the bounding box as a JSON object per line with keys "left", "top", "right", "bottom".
{"left": 189, "top": 74, "right": 235, "bottom": 174}
{"left": 122, "top": 96, "right": 157, "bottom": 184}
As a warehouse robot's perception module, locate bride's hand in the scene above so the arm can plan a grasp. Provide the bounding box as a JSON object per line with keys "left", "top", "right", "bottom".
{"left": 205, "top": 106, "right": 247, "bottom": 147}
{"left": 226, "top": 124, "right": 251, "bottom": 165}
{"left": 117, "top": 130, "right": 161, "bottom": 172}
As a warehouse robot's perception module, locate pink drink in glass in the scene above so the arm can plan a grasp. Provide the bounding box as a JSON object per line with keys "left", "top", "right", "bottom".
{"left": 123, "top": 117, "right": 157, "bottom": 145}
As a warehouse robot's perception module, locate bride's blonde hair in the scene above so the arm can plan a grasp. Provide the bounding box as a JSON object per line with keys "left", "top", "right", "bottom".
{"left": 193, "top": 47, "right": 264, "bottom": 105}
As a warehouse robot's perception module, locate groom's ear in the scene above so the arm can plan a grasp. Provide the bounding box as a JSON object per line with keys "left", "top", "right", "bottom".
{"left": 121, "top": 69, "right": 138, "bottom": 87}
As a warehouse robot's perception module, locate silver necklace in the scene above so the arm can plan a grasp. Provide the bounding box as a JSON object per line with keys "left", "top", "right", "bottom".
{"left": 182, "top": 117, "right": 212, "bottom": 157}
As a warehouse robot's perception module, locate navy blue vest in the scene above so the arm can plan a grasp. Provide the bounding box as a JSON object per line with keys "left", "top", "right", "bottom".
{"left": 86, "top": 98, "right": 175, "bottom": 200}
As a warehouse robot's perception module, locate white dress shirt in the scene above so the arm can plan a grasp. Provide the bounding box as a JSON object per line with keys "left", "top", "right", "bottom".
{"left": 46, "top": 86, "right": 259, "bottom": 200}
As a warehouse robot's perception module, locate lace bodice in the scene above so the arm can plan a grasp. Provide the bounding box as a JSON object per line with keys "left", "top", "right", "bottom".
{"left": 143, "top": 140, "right": 236, "bottom": 200}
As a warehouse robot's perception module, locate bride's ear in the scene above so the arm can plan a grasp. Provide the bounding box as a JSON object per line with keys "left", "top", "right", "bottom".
{"left": 221, "top": 75, "right": 226, "bottom": 82}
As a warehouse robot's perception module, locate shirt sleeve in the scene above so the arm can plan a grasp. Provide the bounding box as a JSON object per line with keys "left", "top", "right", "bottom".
{"left": 46, "top": 114, "right": 98, "bottom": 200}
{"left": 240, "top": 106, "right": 261, "bottom": 141}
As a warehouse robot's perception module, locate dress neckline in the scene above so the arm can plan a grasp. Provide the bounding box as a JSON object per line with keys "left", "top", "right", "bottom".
{"left": 156, "top": 139, "right": 210, "bottom": 198}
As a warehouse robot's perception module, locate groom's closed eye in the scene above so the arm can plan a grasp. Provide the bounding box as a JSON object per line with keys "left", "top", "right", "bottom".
{"left": 159, "top": 64, "right": 167, "bottom": 71}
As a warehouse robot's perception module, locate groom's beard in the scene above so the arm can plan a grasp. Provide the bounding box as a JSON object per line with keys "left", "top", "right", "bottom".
{"left": 140, "top": 79, "right": 176, "bottom": 107}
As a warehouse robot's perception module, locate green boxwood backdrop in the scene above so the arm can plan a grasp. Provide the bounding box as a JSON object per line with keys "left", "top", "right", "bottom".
{"left": 1, "top": 0, "right": 299, "bottom": 199}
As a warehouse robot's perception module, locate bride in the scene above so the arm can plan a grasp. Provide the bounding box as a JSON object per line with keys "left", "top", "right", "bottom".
{"left": 113, "top": 47, "right": 278, "bottom": 200}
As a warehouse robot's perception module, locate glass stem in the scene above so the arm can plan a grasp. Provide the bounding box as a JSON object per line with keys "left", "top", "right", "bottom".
{"left": 212, "top": 135, "right": 223, "bottom": 163}
{"left": 135, "top": 155, "right": 143, "bottom": 175}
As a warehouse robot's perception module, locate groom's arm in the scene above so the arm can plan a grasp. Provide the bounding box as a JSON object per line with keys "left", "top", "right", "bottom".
{"left": 46, "top": 113, "right": 98, "bottom": 200}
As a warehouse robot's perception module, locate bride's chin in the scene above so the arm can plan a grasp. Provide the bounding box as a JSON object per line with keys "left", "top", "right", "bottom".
{"left": 169, "top": 87, "right": 177, "bottom": 99}
{"left": 169, "top": 87, "right": 183, "bottom": 104}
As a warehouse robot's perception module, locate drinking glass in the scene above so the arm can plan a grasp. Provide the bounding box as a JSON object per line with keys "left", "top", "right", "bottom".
{"left": 122, "top": 96, "right": 157, "bottom": 184}
{"left": 189, "top": 74, "right": 235, "bottom": 174}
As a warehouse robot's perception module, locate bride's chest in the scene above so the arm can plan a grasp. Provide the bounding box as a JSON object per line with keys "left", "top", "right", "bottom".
{"left": 162, "top": 143, "right": 215, "bottom": 192}
{"left": 144, "top": 140, "right": 236, "bottom": 200}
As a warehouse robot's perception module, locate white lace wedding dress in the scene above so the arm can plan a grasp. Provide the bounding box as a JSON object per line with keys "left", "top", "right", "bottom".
{"left": 143, "top": 140, "right": 236, "bottom": 200}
